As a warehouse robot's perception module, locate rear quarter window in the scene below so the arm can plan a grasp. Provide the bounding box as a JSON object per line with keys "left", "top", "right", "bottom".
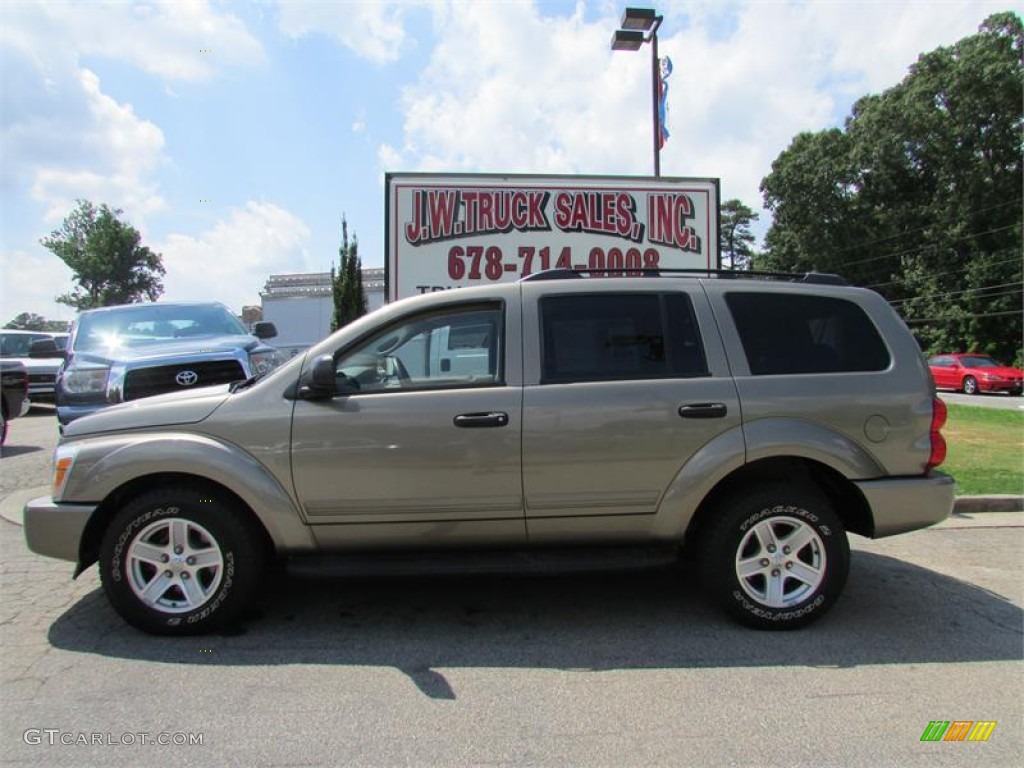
{"left": 726, "top": 292, "right": 891, "bottom": 375}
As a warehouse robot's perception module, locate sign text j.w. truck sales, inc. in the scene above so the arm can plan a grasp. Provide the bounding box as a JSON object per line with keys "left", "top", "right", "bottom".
{"left": 386, "top": 173, "right": 720, "bottom": 301}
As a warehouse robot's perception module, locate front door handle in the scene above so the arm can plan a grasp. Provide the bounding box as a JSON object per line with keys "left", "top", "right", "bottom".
{"left": 454, "top": 412, "right": 509, "bottom": 428}
{"left": 678, "top": 403, "right": 728, "bottom": 419}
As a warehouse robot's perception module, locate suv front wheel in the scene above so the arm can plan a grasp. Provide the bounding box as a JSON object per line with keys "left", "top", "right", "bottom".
{"left": 99, "top": 487, "right": 265, "bottom": 635}
{"left": 699, "top": 484, "right": 850, "bottom": 630}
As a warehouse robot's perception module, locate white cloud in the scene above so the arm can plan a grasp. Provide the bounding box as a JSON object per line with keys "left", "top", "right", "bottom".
{"left": 28, "top": 69, "right": 167, "bottom": 224}
{"left": 276, "top": 0, "right": 417, "bottom": 63}
{"left": 1, "top": 0, "right": 265, "bottom": 84}
{"left": 0, "top": 249, "right": 77, "bottom": 326}
{"left": 159, "top": 202, "right": 313, "bottom": 313}
{"left": 1, "top": 1, "right": 264, "bottom": 225}
{"left": 382, "top": 0, "right": 1007, "bottom": 236}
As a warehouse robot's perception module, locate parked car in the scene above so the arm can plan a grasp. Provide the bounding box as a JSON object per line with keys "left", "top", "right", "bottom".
{"left": 1, "top": 360, "right": 31, "bottom": 447}
{"left": 928, "top": 353, "right": 1024, "bottom": 396}
{"left": 24, "top": 271, "right": 954, "bottom": 635}
{"left": 0, "top": 329, "right": 68, "bottom": 402}
{"left": 48, "top": 301, "right": 280, "bottom": 428}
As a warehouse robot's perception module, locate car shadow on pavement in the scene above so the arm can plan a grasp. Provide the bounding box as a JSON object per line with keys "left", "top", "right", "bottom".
{"left": 46, "top": 551, "right": 1022, "bottom": 699}
{"left": 0, "top": 444, "right": 44, "bottom": 458}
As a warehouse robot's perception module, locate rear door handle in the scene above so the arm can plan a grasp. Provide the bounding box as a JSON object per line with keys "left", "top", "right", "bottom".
{"left": 454, "top": 412, "right": 509, "bottom": 428}
{"left": 678, "top": 403, "right": 728, "bottom": 419}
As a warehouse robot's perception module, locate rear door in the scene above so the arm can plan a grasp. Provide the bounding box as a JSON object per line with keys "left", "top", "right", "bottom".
{"left": 520, "top": 281, "right": 741, "bottom": 540}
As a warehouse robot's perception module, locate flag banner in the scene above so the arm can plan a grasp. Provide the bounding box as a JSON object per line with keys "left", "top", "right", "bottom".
{"left": 658, "top": 56, "right": 673, "bottom": 149}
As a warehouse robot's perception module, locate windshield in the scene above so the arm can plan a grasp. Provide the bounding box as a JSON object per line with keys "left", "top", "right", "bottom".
{"left": 960, "top": 355, "right": 1000, "bottom": 368}
{"left": 0, "top": 332, "right": 50, "bottom": 357}
{"left": 73, "top": 304, "right": 248, "bottom": 352}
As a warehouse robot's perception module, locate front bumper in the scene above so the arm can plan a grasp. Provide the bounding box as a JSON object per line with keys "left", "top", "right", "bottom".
{"left": 855, "top": 472, "right": 956, "bottom": 538}
{"left": 23, "top": 496, "right": 97, "bottom": 565}
{"left": 980, "top": 379, "right": 1023, "bottom": 393}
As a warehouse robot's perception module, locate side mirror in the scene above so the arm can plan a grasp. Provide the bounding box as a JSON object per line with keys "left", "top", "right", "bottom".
{"left": 29, "top": 338, "right": 65, "bottom": 359}
{"left": 252, "top": 321, "right": 278, "bottom": 340}
{"left": 298, "top": 354, "right": 359, "bottom": 399}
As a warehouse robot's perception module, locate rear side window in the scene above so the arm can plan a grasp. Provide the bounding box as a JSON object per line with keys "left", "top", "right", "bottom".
{"left": 540, "top": 293, "right": 708, "bottom": 383}
{"left": 726, "top": 293, "right": 890, "bottom": 375}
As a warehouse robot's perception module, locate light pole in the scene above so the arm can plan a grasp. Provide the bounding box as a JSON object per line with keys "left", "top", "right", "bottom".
{"left": 611, "top": 7, "right": 664, "bottom": 177}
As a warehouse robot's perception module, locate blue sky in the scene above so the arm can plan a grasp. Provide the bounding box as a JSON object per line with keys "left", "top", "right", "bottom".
{"left": 1, "top": 0, "right": 1017, "bottom": 323}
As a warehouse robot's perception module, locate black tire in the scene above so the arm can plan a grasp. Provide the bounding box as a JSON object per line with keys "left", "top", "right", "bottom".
{"left": 697, "top": 484, "right": 849, "bottom": 630}
{"left": 962, "top": 376, "right": 978, "bottom": 395}
{"left": 99, "top": 486, "right": 265, "bottom": 635}
{"left": 0, "top": 407, "right": 7, "bottom": 449}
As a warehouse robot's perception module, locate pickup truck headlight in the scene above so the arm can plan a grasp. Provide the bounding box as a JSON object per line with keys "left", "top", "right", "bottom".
{"left": 62, "top": 363, "right": 111, "bottom": 395}
{"left": 248, "top": 350, "right": 281, "bottom": 377}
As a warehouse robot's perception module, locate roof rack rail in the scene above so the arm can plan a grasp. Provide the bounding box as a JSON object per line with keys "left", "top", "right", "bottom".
{"left": 519, "top": 268, "right": 848, "bottom": 286}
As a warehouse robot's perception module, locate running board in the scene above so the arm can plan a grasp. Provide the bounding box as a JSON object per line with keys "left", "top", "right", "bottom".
{"left": 286, "top": 546, "right": 681, "bottom": 579}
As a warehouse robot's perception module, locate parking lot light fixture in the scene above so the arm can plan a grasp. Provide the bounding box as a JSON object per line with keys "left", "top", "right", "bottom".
{"left": 611, "top": 6, "right": 664, "bottom": 176}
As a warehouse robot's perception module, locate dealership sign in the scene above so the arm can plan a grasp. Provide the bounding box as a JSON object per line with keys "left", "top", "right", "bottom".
{"left": 385, "top": 173, "right": 720, "bottom": 301}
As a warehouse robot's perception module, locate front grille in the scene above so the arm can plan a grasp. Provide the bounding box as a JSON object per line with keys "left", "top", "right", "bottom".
{"left": 123, "top": 359, "right": 245, "bottom": 401}
{"left": 28, "top": 374, "right": 56, "bottom": 385}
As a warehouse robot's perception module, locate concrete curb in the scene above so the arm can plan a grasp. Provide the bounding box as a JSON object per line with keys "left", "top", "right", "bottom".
{"left": 0, "top": 486, "right": 48, "bottom": 527}
{"left": 953, "top": 495, "right": 1024, "bottom": 514}
{"left": 2, "top": 487, "right": 1020, "bottom": 528}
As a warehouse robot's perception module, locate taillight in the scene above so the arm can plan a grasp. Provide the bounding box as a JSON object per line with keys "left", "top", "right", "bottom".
{"left": 927, "top": 397, "right": 947, "bottom": 471}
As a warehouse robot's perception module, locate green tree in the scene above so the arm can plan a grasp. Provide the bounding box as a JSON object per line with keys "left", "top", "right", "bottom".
{"left": 40, "top": 200, "right": 165, "bottom": 310}
{"left": 330, "top": 216, "right": 368, "bottom": 332}
{"left": 760, "top": 13, "right": 1022, "bottom": 362}
{"left": 719, "top": 199, "right": 760, "bottom": 270}
{"left": 4, "top": 312, "right": 48, "bottom": 331}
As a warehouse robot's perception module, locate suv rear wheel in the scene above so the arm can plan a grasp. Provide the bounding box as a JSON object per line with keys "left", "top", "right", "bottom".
{"left": 99, "top": 487, "right": 264, "bottom": 635}
{"left": 698, "top": 484, "right": 849, "bottom": 629}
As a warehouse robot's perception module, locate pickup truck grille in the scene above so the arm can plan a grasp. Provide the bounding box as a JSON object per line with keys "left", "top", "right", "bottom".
{"left": 123, "top": 360, "right": 245, "bottom": 401}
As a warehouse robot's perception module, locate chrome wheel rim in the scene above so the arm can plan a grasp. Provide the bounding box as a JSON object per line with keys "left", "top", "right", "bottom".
{"left": 735, "top": 515, "right": 826, "bottom": 608}
{"left": 126, "top": 518, "right": 224, "bottom": 614}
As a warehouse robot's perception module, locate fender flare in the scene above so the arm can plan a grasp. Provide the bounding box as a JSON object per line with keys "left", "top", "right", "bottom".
{"left": 654, "top": 418, "right": 882, "bottom": 538}
{"left": 66, "top": 431, "right": 315, "bottom": 553}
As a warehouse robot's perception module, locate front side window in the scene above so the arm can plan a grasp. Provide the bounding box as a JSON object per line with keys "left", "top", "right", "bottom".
{"left": 335, "top": 305, "right": 503, "bottom": 393}
{"left": 959, "top": 355, "right": 999, "bottom": 368}
{"left": 726, "top": 292, "right": 891, "bottom": 375}
{"left": 540, "top": 293, "right": 708, "bottom": 383}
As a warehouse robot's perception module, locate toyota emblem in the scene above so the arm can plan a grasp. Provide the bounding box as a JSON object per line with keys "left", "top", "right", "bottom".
{"left": 175, "top": 370, "right": 199, "bottom": 387}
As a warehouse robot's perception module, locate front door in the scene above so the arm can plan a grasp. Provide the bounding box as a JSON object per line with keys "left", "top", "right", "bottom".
{"left": 290, "top": 300, "right": 525, "bottom": 547}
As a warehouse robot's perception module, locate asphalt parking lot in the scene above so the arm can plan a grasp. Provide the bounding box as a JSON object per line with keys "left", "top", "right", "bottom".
{"left": 1, "top": 405, "right": 1021, "bottom": 767}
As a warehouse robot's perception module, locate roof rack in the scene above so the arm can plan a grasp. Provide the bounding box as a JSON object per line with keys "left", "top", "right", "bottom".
{"left": 519, "top": 268, "right": 848, "bottom": 286}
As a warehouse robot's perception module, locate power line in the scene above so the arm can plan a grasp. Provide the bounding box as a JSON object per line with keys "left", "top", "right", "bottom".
{"left": 864, "top": 255, "right": 1023, "bottom": 289}
{"left": 823, "top": 198, "right": 1023, "bottom": 257}
{"left": 887, "top": 281, "right": 1023, "bottom": 307}
{"left": 841, "top": 224, "right": 1018, "bottom": 268}
{"left": 902, "top": 309, "right": 1023, "bottom": 324}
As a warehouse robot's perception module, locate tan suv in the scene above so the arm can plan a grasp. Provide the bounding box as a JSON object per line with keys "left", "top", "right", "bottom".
{"left": 24, "top": 271, "right": 954, "bottom": 634}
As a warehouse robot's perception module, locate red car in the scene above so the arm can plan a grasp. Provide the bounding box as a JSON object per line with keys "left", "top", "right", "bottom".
{"left": 928, "top": 353, "right": 1024, "bottom": 396}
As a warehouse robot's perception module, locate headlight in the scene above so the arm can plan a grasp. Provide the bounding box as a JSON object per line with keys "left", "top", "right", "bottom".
{"left": 248, "top": 350, "right": 281, "bottom": 377}
{"left": 51, "top": 444, "right": 77, "bottom": 501}
{"left": 62, "top": 364, "right": 111, "bottom": 395}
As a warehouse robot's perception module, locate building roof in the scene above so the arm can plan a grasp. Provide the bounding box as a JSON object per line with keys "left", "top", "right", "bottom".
{"left": 261, "top": 268, "right": 385, "bottom": 298}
